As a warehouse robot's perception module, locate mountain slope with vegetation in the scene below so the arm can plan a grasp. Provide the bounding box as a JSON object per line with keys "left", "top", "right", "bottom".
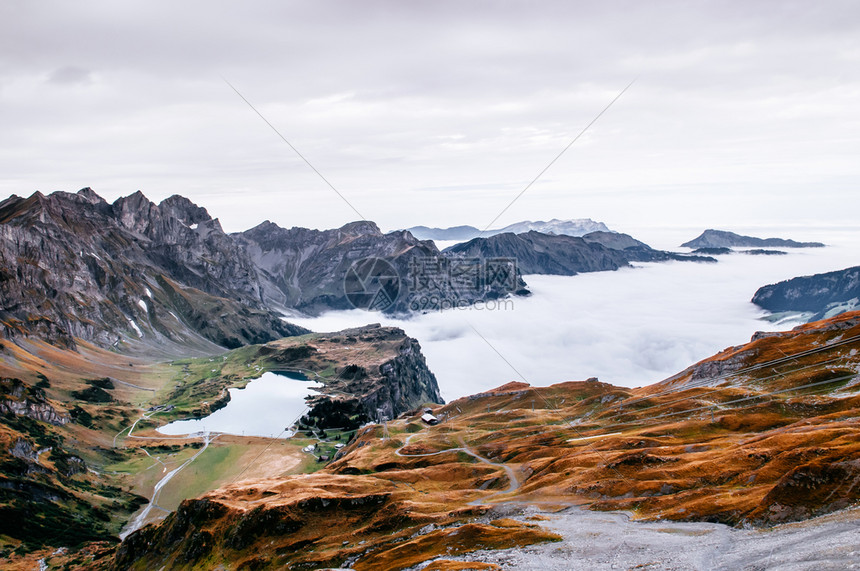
{"left": 0, "top": 324, "right": 442, "bottom": 563}
{"left": 105, "top": 312, "right": 860, "bottom": 570}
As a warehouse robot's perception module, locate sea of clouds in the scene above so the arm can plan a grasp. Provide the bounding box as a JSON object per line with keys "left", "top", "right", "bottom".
{"left": 289, "top": 227, "right": 860, "bottom": 402}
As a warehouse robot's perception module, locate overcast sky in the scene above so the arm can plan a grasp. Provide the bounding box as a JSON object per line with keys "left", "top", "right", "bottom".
{"left": 1, "top": 0, "right": 858, "bottom": 234}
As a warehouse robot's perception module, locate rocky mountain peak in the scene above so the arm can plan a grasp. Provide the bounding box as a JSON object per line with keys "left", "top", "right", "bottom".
{"left": 111, "top": 190, "right": 160, "bottom": 235}
{"left": 76, "top": 187, "right": 106, "bottom": 205}
{"left": 0, "top": 193, "right": 33, "bottom": 224}
{"left": 158, "top": 195, "right": 212, "bottom": 226}
{"left": 0, "top": 186, "right": 308, "bottom": 352}
{"left": 0, "top": 190, "right": 115, "bottom": 233}
{"left": 247, "top": 220, "right": 280, "bottom": 235}
{"left": 339, "top": 220, "right": 381, "bottom": 236}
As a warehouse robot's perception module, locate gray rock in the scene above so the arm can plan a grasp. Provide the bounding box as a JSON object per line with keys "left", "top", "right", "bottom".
{"left": 0, "top": 188, "right": 308, "bottom": 352}
{"left": 682, "top": 229, "right": 824, "bottom": 249}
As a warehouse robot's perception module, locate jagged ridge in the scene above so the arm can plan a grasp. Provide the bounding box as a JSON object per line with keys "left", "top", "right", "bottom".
{"left": 0, "top": 188, "right": 308, "bottom": 353}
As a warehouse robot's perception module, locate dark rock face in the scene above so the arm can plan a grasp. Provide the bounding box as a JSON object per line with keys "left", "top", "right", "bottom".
{"left": 0, "top": 189, "right": 308, "bottom": 352}
{"left": 234, "top": 220, "right": 514, "bottom": 314}
{"left": 752, "top": 266, "right": 860, "bottom": 320}
{"left": 692, "top": 247, "right": 733, "bottom": 255}
{"left": 681, "top": 229, "right": 824, "bottom": 249}
{"left": 445, "top": 231, "right": 714, "bottom": 276}
{"left": 358, "top": 332, "right": 442, "bottom": 422}
{"left": 746, "top": 459, "right": 860, "bottom": 526}
{"left": 235, "top": 220, "right": 438, "bottom": 312}
{"left": 445, "top": 231, "right": 629, "bottom": 276}
{"left": 582, "top": 231, "right": 716, "bottom": 264}
{"left": 269, "top": 325, "right": 443, "bottom": 429}
{"left": 743, "top": 249, "right": 787, "bottom": 256}
{"left": 692, "top": 247, "right": 787, "bottom": 257}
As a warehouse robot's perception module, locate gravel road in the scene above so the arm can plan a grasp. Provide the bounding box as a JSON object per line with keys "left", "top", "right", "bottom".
{"left": 411, "top": 504, "right": 860, "bottom": 570}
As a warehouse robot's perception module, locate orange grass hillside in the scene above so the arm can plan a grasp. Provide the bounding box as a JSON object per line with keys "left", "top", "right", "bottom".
{"left": 109, "top": 312, "right": 860, "bottom": 570}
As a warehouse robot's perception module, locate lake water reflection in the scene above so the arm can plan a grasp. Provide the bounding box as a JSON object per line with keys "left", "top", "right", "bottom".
{"left": 157, "top": 371, "right": 321, "bottom": 438}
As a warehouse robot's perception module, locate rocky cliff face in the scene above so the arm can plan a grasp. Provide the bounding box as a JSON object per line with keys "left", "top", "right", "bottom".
{"left": 256, "top": 325, "right": 443, "bottom": 429}
{"left": 234, "top": 220, "right": 435, "bottom": 312}
{"left": 1, "top": 188, "right": 523, "bottom": 350}
{"left": 681, "top": 229, "right": 825, "bottom": 249}
{"left": 752, "top": 265, "right": 860, "bottom": 321}
{"left": 0, "top": 189, "right": 307, "bottom": 352}
{"left": 0, "top": 377, "right": 67, "bottom": 426}
{"left": 445, "top": 231, "right": 631, "bottom": 275}
{"left": 235, "top": 220, "right": 517, "bottom": 314}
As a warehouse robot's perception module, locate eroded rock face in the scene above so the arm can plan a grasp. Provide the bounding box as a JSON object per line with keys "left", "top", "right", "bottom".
{"left": 0, "top": 189, "right": 307, "bottom": 352}
{"left": 0, "top": 399, "right": 67, "bottom": 426}
{"left": 445, "top": 231, "right": 629, "bottom": 276}
{"left": 0, "top": 377, "right": 67, "bottom": 425}
{"left": 234, "top": 220, "right": 516, "bottom": 314}
{"left": 260, "top": 325, "right": 443, "bottom": 429}
{"left": 8, "top": 437, "right": 37, "bottom": 461}
{"left": 748, "top": 459, "right": 860, "bottom": 525}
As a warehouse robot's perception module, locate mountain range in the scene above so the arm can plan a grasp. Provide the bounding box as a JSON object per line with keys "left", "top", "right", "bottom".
{"left": 445, "top": 230, "right": 715, "bottom": 275}
{"left": 1, "top": 189, "right": 726, "bottom": 352}
{"left": 0, "top": 189, "right": 308, "bottom": 354}
{"left": 405, "top": 218, "right": 611, "bottom": 241}
{"left": 0, "top": 189, "right": 520, "bottom": 352}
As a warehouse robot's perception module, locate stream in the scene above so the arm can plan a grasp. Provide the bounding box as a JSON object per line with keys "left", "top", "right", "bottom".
{"left": 119, "top": 432, "right": 216, "bottom": 540}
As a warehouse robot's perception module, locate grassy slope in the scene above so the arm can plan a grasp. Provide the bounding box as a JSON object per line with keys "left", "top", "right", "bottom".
{"left": 0, "top": 336, "right": 320, "bottom": 559}
{"left": 104, "top": 312, "right": 860, "bottom": 571}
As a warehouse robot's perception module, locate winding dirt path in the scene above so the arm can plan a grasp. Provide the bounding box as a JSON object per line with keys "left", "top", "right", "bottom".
{"left": 394, "top": 434, "right": 521, "bottom": 498}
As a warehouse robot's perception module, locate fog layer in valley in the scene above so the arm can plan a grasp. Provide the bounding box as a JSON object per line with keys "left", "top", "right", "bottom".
{"left": 290, "top": 228, "right": 860, "bottom": 402}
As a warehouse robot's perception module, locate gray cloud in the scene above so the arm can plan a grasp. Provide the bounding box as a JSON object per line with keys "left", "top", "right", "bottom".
{"left": 1, "top": 1, "right": 858, "bottom": 232}
{"left": 47, "top": 66, "right": 93, "bottom": 85}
